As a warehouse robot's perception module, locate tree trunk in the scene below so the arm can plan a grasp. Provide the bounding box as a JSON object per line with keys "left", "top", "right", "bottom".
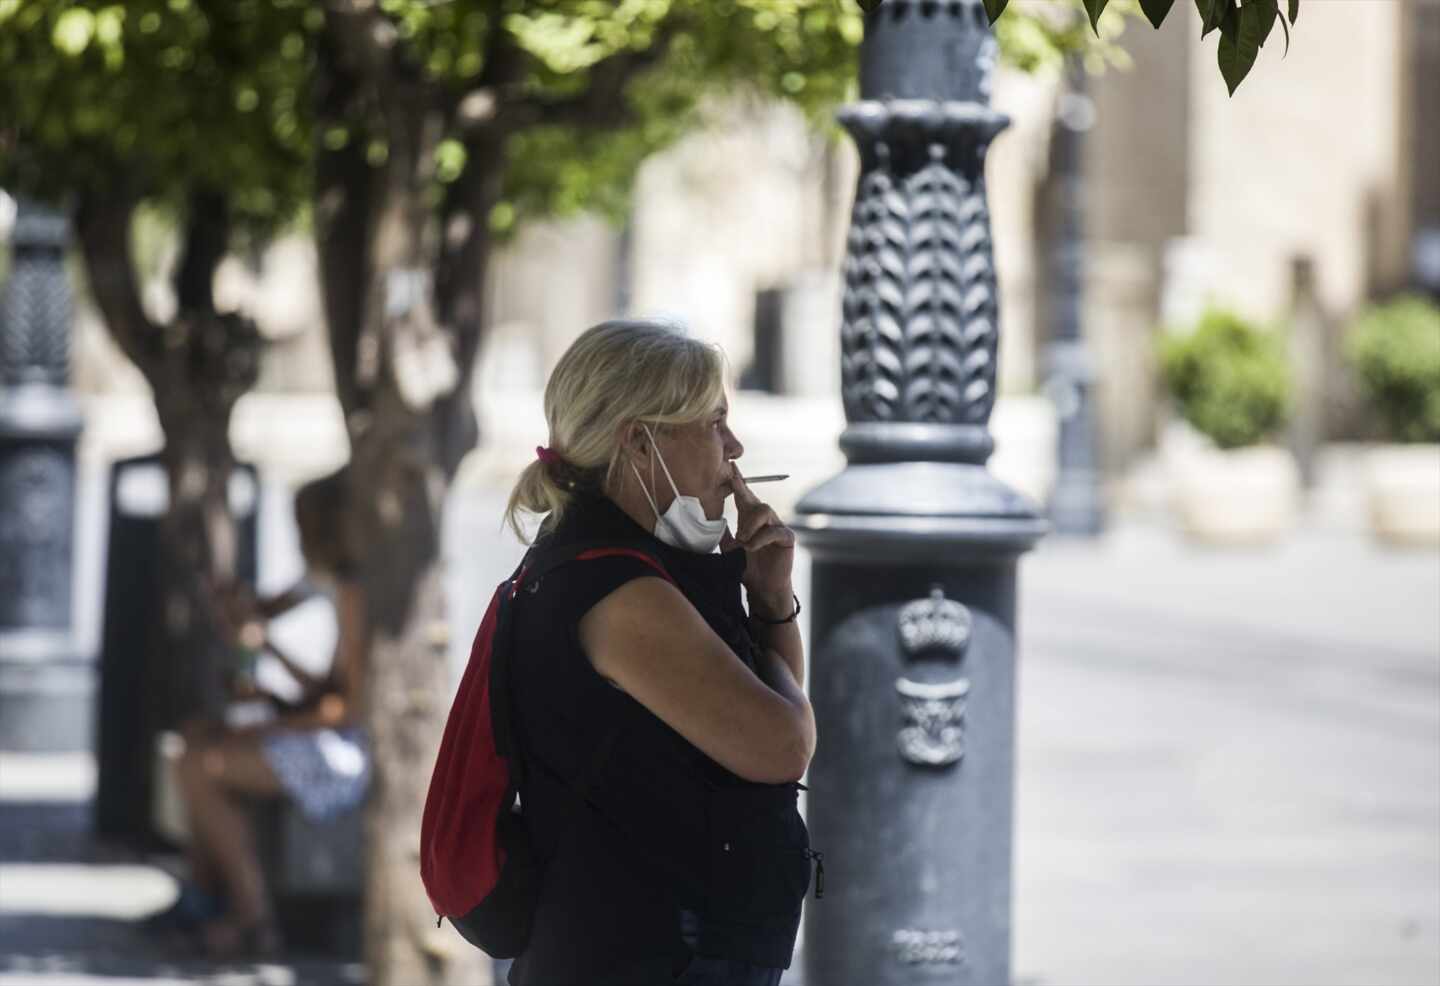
{"left": 75, "top": 188, "right": 261, "bottom": 729}
{"left": 316, "top": 53, "right": 502, "bottom": 980}
{"left": 152, "top": 400, "right": 241, "bottom": 725}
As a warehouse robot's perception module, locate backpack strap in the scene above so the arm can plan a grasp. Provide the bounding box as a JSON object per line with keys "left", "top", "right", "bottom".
{"left": 515, "top": 539, "right": 674, "bottom": 594}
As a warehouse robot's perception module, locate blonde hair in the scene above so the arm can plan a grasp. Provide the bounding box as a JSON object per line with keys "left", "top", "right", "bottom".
{"left": 503, "top": 318, "right": 728, "bottom": 544}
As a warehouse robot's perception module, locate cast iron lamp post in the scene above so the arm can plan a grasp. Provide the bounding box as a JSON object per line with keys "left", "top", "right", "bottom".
{"left": 0, "top": 198, "right": 88, "bottom": 751}
{"left": 1042, "top": 56, "right": 1107, "bottom": 536}
{"left": 791, "top": 3, "right": 1047, "bottom": 983}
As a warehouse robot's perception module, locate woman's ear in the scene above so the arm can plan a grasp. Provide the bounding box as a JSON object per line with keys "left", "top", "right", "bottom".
{"left": 622, "top": 421, "right": 649, "bottom": 461}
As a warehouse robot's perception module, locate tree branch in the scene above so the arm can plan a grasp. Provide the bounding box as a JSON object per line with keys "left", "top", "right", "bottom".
{"left": 432, "top": 137, "right": 507, "bottom": 478}
{"left": 321, "top": 0, "right": 402, "bottom": 88}
{"left": 314, "top": 48, "right": 376, "bottom": 421}
{"left": 174, "top": 187, "right": 231, "bottom": 314}
{"left": 500, "top": 23, "right": 682, "bottom": 134}
{"left": 73, "top": 188, "right": 159, "bottom": 380}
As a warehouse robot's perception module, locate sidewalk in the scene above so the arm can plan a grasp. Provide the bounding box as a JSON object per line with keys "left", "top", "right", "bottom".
{"left": 0, "top": 755, "right": 364, "bottom": 986}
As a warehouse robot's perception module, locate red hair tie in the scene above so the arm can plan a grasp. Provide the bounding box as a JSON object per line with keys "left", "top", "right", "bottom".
{"left": 536, "top": 445, "right": 561, "bottom": 465}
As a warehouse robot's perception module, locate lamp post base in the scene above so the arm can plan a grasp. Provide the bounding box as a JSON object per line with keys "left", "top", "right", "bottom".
{"left": 0, "top": 632, "right": 95, "bottom": 752}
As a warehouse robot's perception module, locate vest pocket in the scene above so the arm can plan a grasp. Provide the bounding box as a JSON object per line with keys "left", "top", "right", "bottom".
{"left": 704, "top": 783, "right": 812, "bottom": 927}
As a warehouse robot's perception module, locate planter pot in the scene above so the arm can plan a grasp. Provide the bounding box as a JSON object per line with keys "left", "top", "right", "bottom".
{"left": 1171, "top": 443, "right": 1301, "bottom": 546}
{"left": 1364, "top": 444, "right": 1440, "bottom": 548}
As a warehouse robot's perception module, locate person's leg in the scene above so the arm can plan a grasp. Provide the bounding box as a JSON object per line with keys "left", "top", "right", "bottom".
{"left": 176, "top": 731, "right": 283, "bottom": 950}
{"left": 175, "top": 717, "right": 227, "bottom": 897}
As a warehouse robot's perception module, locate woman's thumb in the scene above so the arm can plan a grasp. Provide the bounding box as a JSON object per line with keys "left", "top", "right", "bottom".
{"left": 720, "top": 522, "right": 740, "bottom": 553}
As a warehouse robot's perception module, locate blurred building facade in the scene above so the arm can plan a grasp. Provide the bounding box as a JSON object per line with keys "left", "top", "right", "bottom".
{"left": 1081, "top": 0, "right": 1438, "bottom": 471}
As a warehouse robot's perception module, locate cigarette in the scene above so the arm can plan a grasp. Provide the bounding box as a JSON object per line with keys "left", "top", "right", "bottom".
{"left": 741, "top": 474, "right": 788, "bottom": 483}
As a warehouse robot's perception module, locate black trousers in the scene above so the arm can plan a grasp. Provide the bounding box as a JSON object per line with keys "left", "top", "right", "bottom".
{"left": 672, "top": 954, "right": 784, "bottom": 986}
{"left": 592, "top": 954, "right": 783, "bottom": 986}
{"left": 507, "top": 906, "right": 789, "bottom": 986}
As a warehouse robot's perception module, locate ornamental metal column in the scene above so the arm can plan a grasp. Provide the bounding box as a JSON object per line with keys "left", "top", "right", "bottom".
{"left": 791, "top": 3, "right": 1047, "bottom": 985}
{"left": 1042, "top": 57, "right": 1106, "bottom": 536}
{"left": 0, "top": 200, "right": 88, "bottom": 751}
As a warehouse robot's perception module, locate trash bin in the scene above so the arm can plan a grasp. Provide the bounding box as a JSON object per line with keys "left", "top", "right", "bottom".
{"left": 93, "top": 452, "right": 259, "bottom": 847}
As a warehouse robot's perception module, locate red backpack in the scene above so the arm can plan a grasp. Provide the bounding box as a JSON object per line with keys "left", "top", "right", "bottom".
{"left": 419, "top": 539, "right": 674, "bottom": 956}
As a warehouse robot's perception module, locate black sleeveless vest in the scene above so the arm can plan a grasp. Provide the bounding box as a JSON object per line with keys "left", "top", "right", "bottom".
{"left": 505, "top": 491, "right": 812, "bottom": 982}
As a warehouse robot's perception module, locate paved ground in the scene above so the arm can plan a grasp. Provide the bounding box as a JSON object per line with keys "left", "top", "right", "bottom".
{"left": 2, "top": 478, "right": 1437, "bottom": 985}
{"left": 1012, "top": 523, "right": 1439, "bottom": 986}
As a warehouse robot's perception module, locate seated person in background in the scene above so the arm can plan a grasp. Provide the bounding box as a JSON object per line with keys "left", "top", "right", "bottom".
{"left": 151, "top": 469, "right": 369, "bottom": 958}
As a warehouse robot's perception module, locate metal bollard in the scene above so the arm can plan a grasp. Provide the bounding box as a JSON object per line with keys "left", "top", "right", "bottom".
{"left": 792, "top": 3, "right": 1047, "bottom": 983}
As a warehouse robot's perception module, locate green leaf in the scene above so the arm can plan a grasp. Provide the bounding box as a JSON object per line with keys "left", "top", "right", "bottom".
{"left": 982, "top": 0, "right": 1009, "bottom": 24}
{"left": 1084, "top": 0, "right": 1110, "bottom": 35}
{"left": 1196, "top": 0, "right": 1226, "bottom": 39}
{"left": 1218, "top": 0, "right": 1267, "bottom": 95}
{"left": 52, "top": 9, "right": 96, "bottom": 56}
{"left": 1277, "top": 0, "right": 1290, "bottom": 56}
{"left": 1140, "top": 0, "right": 1176, "bottom": 30}
{"left": 1288, "top": 0, "right": 1298, "bottom": 25}
{"left": 1252, "top": 0, "right": 1277, "bottom": 48}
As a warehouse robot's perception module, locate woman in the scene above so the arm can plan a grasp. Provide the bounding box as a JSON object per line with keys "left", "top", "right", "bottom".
{"left": 163, "top": 470, "right": 370, "bottom": 957}
{"left": 501, "top": 318, "right": 817, "bottom": 986}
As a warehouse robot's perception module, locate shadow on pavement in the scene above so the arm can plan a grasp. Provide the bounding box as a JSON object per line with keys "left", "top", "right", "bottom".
{"left": 0, "top": 800, "right": 365, "bottom": 985}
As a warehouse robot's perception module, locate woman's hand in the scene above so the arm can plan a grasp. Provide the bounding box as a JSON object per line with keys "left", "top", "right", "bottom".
{"left": 720, "top": 461, "right": 795, "bottom": 617}
{"left": 208, "top": 579, "right": 263, "bottom": 643}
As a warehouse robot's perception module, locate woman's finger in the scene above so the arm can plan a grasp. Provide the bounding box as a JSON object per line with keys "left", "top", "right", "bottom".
{"left": 742, "top": 523, "right": 795, "bottom": 553}
{"left": 739, "top": 505, "right": 782, "bottom": 543}
{"left": 730, "top": 461, "right": 762, "bottom": 507}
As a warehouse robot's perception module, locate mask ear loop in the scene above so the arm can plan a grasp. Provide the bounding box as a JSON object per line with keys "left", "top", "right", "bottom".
{"left": 643, "top": 422, "right": 684, "bottom": 499}
{"left": 629, "top": 423, "right": 663, "bottom": 524}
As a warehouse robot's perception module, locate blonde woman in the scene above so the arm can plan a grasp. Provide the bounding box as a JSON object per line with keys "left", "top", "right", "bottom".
{"left": 501, "top": 319, "right": 818, "bottom": 985}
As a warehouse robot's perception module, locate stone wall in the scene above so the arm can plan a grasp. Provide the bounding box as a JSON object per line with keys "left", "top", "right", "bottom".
{"left": 1186, "top": 0, "right": 1410, "bottom": 320}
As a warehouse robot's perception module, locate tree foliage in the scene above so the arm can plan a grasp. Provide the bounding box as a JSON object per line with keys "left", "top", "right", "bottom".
{"left": 983, "top": 0, "right": 1303, "bottom": 94}
{"left": 1160, "top": 307, "right": 1293, "bottom": 449}
{"left": 1, "top": 0, "right": 1132, "bottom": 251}
{"left": 0, "top": 0, "right": 315, "bottom": 243}
{"left": 1343, "top": 295, "right": 1440, "bottom": 444}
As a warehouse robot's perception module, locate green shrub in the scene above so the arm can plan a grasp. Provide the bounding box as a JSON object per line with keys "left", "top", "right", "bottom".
{"left": 1159, "top": 308, "right": 1292, "bottom": 450}
{"left": 1342, "top": 294, "right": 1440, "bottom": 444}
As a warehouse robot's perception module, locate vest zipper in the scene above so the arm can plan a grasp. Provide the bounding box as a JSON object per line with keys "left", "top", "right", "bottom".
{"left": 804, "top": 848, "right": 825, "bottom": 899}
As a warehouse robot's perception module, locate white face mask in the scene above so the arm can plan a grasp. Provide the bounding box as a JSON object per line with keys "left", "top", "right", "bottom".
{"left": 630, "top": 423, "right": 727, "bottom": 554}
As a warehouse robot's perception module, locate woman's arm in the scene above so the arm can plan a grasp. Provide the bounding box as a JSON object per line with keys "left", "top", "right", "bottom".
{"left": 253, "top": 577, "right": 327, "bottom": 620}
{"left": 745, "top": 597, "right": 814, "bottom": 770}
{"left": 578, "top": 577, "right": 814, "bottom": 784}
{"left": 258, "top": 637, "right": 326, "bottom": 695}
{"left": 249, "top": 580, "right": 367, "bottom": 733}
{"left": 746, "top": 589, "right": 805, "bottom": 690}
{"left": 325, "top": 580, "right": 369, "bottom": 726}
